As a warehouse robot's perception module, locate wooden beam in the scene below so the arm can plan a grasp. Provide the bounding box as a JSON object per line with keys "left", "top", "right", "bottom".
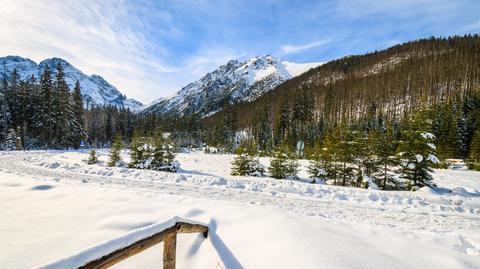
{"left": 77, "top": 221, "right": 208, "bottom": 269}
{"left": 163, "top": 232, "right": 176, "bottom": 269}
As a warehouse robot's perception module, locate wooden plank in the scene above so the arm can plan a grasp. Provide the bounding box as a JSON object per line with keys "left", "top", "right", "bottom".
{"left": 77, "top": 221, "right": 208, "bottom": 269}
{"left": 163, "top": 232, "right": 177, "bottom": 269}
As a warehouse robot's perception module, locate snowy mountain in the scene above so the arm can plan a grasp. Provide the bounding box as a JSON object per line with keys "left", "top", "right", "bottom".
{"left": 142, "top": 55, "right": 322, "bottom": 116}
{"left": 0, "top": 56, "right": 142, "bottom": 110}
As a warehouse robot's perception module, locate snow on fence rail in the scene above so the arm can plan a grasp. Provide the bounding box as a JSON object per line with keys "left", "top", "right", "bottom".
{"left": 35, "top": 217, "right": 209, "bottom": 269}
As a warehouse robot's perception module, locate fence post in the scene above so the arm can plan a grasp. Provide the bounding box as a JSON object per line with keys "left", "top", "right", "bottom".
{"left": 163, "top": 232, "right": 177, "bottom": 269}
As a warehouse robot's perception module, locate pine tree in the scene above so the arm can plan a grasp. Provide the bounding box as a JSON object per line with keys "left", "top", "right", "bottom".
{"left": 269, "top": 145, "right": 298, "bottom": 179}
{"left": 468, "top": 129, "right": 480, "bottom": 170}
{"left": 37, "top": 66, "right": 54, "bottom": 147}
{"left": 336, "top": 124, "right": 356, "bottom": 186}
{"left": 315, "top": 127, "right": 342, "bottom": 185}
{"left": 107, "top": 133, "right": 123, "bottom": 167}
{"left": 52, "top": 63, "right": 71, "bottom": 148}
{"left": 4, "top": 128, "right": 17, "bottom": 150}
{"left": 435, "top": 104, "right": 461, "bottom": 160}
{"left": 276, "top": 95, "right": 290, "bottom": 144}
{"left": 87, "top": 149, "right": 98, "bottom": 164}
{"left": 148, "top": 134, "right": 178, "bottom": 172}
{"left": 0, "top": 92, "right": 10, "bottom": 143}
{"left": 308, "top": 144, "right": 336, "bottom": 184}
{"left": 371, "top": 124, "right": 399, "bottom": 189}
{"left": 285, "top": 152, "right": 299, "bottom": 179}
{"left": 231, "top": 146, "right": 253, "bottom": 176}
{"left": 5, "top": 69, "right": 19, "bottom": 129}
{"left": 397, "top": 111, "right": 439, "bottom": 189}
{"left": 129, "top": 130, "right": 144, "bottom": 168}
{"left": 68, "top": 80, "right": 84, "bottom": 149}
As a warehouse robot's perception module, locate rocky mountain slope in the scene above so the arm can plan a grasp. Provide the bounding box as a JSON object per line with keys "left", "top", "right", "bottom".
{"left": 0, "top": 56, "right": 142, "bottom": 110}
{"left": 142, "top": 55, "right": 322, "bottom": 116}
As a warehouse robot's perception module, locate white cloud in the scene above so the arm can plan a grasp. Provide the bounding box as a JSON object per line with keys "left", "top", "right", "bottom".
{"left": 281, "top": 40, "right": 330, "bottom": 54}
{"left": 0, "top": 0, "right": 179, "bottom": 103}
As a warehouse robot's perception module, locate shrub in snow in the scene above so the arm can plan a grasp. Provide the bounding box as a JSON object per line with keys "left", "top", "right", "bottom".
{"left": 269, "top": 145, "right": 298, "bottom": 179}
{"left": 107, "top": 134, "right": 123, "bottom": 167}
{"left": 86, "top": 149, "right": 98, "bottom": 164}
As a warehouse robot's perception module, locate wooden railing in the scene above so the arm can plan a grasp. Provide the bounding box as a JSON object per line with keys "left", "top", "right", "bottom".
{"left": 37, "top": 218, "right": 209, "bottom": 269}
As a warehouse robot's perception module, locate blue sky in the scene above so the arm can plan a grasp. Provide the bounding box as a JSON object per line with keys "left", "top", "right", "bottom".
{"left": 1, "top": 0, "right": 479, "bottom": 103}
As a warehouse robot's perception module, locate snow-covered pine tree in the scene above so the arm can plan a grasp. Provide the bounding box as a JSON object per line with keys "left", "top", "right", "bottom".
{"left": 336, "top": 123, "right": 356, "bottom": 186}
{"left": 468, "top": 129, "right": 480, "bottom": 170}
{"left": 107, "top": 133, "right": 123, "bottom": 167}
{"left": 371, "top": 124, "right": 399, "bottom": 189}
{"left": 52, "top": 63, "right": 71, "bottom": 148}
{"left": 285, "top": 151, "right": 299, "bottom": 180}
{"left": 87, "top": 149, "right": 98, "bottom": 164}
{"left": 397, "top": 111, "right": 439, "bottom": 190}
{"left": 37, "top": 66, "right": 54, "bottom": 147}
{"left": 0, "top": 92, "right": 10, "bottom": 144}
{"left": 276, "top": 95, "right": 290, "bottom": 144}
{"left": 351, "top": 129, "right": 369, "bottom": 187}
{"left": 308, "top": 144, "right": 334, "bottom": 184}
{"left": 4, "top": 69, "right": 18, "bottom": 129}
{"left": 269, "top": 145, "right": 288, "bottom": 179}
{"left": 68, "top": 80, "right": 85, "bottom": 149}
{"left": 249, "top": 157, "right": 265, "bottom": 177}
{"left": 434, "top": 103, "right": 461, "bottom": 160}
{"left": 128, "top": 130, "right": 144, "bottom": 168}
{"left": 145, "top": 134, "right": 178, "bottom": 172}
{"left": 162, "top": 142, "right": 178, "bottom": 172}
{"left": 4, "top": 128, "right": 17, "bottom": 150}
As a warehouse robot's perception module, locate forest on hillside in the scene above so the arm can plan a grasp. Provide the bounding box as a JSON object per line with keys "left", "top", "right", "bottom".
{"left": 0, "top": 63, "right": 137, "bottom": 150}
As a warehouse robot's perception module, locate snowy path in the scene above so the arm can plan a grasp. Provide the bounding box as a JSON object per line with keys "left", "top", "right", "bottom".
{"left": 1, "top": 150, "right": 479, "bottom": 236}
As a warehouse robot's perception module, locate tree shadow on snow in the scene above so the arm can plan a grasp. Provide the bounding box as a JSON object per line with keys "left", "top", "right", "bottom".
{"left": 208, "top": 219, "right": 244, "bottom": 269}
{"left": 186, "top": 219, "right": 244, "bottom": 269}
{"left": 30, "top": 185, "right": 55, "bottom": 191}
{"left": 433, "top": 186, "right": 480, "bottom": 197}
{"left": 177, "top": 168, "right": 220, "bottom": 178}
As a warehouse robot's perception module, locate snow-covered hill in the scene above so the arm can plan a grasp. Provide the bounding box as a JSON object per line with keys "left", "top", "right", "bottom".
{"left": 0, "top": 56, "right": 142, "bottom": 110}
{"left": 142, "top": 55, "right": 322, "bottom": 116}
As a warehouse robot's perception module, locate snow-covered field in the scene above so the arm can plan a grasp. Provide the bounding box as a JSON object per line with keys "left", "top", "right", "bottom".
{"left": 0, "top": 150, "right": 479, "bottom": 268}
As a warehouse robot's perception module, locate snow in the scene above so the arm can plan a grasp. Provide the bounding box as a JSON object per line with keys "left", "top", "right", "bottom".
{"left": 427, "top": 143, "right": 436, "bottom": 149}
{"left": 422, "top": 132, "right": 436, "bottom": 139}
{"left": 1, "top": 150, "right": 480, "bottom": 268}
{"left": 428, "top": 154, "right": 440, "bottom": 164}
{"left": 282, "top": 61, "right": 323, "bottom": 77}
{"left": 36, "top": 217, "right": 205, "bottom": 269}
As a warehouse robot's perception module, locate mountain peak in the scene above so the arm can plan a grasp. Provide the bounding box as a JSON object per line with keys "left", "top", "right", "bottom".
{"left": 0, "top": 55, "right": 35, "bottom": 64}
{"left": 0, "top": 55, "right": 142, "bottom": 110}
{"left": 142, "top": 55, "right": 322, "bottom": 117}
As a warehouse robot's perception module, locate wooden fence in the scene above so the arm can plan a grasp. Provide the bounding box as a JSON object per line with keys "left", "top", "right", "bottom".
{"left": 37, "top": 218, "right": 209, "bottom": 269}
